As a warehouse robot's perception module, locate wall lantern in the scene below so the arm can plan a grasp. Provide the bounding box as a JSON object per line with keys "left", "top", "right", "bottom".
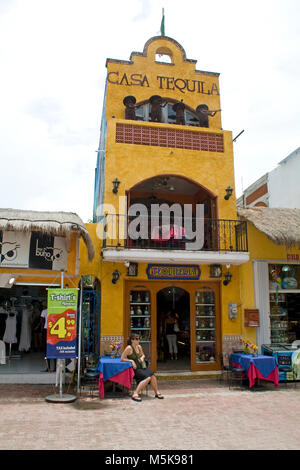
{"left": 224, "top": 186, "right": 233, "bottom": 200}
{"left": 112, "top": 178, "right": 120, "bottom": 194}
{"left": 223, "top": 272, "right": 232, "bottom": 286}
{"left": 112, "top": 270, "right": 121, "bottom": 284}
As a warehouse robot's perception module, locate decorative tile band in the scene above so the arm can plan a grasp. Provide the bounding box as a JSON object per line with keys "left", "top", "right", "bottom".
{"left": 116, "top": 123, "right": 224, "bottom": 152}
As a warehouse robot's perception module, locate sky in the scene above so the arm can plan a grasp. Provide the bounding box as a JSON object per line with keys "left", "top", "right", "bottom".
{"left": 0, "top": 0, "right": 299, "bottom": 222}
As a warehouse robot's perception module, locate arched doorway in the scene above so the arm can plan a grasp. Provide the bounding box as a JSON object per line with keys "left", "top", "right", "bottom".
{"left": 156, "top": 286, "right": 190, "bottom": 371}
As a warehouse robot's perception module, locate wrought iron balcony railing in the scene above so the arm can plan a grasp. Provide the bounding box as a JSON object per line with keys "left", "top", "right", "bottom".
{"left": 101, "top": 214, "right": 248, "bottom": 253}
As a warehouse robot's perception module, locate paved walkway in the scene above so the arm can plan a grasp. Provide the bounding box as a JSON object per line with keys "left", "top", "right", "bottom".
{"left": 0, "top": 379, "right": 300, "bottom": 450}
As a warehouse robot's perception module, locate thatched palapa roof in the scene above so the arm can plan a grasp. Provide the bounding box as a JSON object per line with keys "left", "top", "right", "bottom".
{"left": 238, "top": 207, "right": 300, "bottom": 248}
{"left": 0, "top": 208, "right": 94, "bottom": 261}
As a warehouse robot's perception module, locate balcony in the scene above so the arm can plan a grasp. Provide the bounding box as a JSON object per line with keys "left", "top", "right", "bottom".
{"left": 115, "top": 122, "right": 224, "bottom": 152}
{"left": 101, "top": 215, "right": 249, "bottom": 266}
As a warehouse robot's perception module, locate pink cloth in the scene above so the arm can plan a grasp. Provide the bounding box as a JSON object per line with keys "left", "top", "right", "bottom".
{"left": 98, "top": 367, "right": 135, "bottom": 399}
{"left": 151, "top": 225, "right": 185, "bottom": 241}
{"left": 247, "top": 362, "right": 279, "bottom": 388}
{"left": 232, "top": 361, "right": 279, "bottom": 388}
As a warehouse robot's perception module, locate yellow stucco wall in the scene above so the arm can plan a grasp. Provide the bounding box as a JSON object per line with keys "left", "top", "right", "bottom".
{"left": 95, "top": 37, "right": 240, "bottom": 344}
{"left": 88, "top": 37, "right": 300, "bottom": 359}
{"left": 106, "top": 36, "right": 222, "bottom": 128}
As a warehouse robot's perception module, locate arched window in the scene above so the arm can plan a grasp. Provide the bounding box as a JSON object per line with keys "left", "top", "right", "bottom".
{"left": 134, "top": 100, "right": 200, "bottom": 127}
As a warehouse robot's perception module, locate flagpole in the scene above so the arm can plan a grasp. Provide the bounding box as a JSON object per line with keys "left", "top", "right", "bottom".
{"left": 77, "top": 276, "right": 83, "bottom": 394}
{"left": 160, "top": 8, "right": 165, "bottom": 36}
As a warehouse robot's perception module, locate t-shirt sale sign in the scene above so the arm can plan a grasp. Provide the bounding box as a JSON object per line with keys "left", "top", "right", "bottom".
{"left": 46, "top": 288, "right": 78, "bottom": 359}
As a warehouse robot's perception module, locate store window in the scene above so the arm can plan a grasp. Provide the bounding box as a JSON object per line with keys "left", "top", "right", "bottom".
{"left": 269, "top": 264, "right": 300, "bottom": 344}
{"left": 195, "top": 287, "right": 216, "bottom": 363}
{"left": 129, "top": 290, "right": 151, "bottom": 364}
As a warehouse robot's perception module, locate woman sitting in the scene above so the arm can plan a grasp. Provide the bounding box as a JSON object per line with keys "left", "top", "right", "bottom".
{"left": 121, "top": 334, "right": 164, "bottom": 402}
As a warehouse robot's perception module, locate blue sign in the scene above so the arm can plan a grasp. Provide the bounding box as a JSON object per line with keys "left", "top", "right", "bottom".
{"left": 146, "top": 264, "right": 201, "bottom": 280}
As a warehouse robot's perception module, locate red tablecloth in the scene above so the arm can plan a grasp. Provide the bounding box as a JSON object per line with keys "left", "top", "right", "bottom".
{"left": 232, "top": 360, "right": 279, "bottom": 388}
{"left": 98, "top": 367, "right": 135, "bottom": 399}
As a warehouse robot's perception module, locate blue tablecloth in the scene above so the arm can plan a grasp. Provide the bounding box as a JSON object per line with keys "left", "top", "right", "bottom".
{"left": 231, "top": 353, "right": 277, "bottom": 378}
{"left": 96, "top": 356, "right": 133, "bottom": 382}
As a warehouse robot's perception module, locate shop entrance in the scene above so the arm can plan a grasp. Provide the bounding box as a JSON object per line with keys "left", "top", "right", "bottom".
{"left": 0, "top": 284, "right": 50, "bottom": 377}
{"left": 156, "top": 286, "right": 190, "bottom": 371}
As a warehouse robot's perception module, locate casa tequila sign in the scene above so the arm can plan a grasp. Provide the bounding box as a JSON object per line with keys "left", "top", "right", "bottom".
{"left": 107, "top": 72, "right": 220, "bottom": 96}
{"left": 147, "top": 264, "right": 201, "bottom": 280}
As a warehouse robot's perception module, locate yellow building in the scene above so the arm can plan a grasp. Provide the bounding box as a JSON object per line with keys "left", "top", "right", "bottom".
{"left": 92, "top": 35, "right": 251, "bottom": 372}
{"left": 1, "top": 37, "right": 300, "bottom": 383}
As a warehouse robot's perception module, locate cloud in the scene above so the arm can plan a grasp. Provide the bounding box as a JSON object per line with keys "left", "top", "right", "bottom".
{"left": 0, "top": 0, "right": 299, "bottom": 220}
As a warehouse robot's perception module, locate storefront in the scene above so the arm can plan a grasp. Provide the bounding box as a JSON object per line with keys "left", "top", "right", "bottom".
{"left": 238, "top": 207, "right": 300, "bottom": 352}
{"left": 0, "top": 209, "right": 94, "bottom": 382}
{"left": 125, "top": 278, "right": 221, "bottom": 372}
{"left": 93, "top": 35, "right": 253, "bottom": 372}
{"left": 268, "top": 264, "right": 300, "bottom": 344}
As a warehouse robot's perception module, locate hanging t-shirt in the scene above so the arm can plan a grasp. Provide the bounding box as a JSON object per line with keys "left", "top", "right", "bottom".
{"left": 3, "top": 312, "right": 17, "bottom": 344}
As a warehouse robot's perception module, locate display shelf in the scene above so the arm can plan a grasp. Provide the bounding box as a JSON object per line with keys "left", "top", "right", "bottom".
{"left": 129, "top": 290, "right": 151, "bottom": 355}
{"left": 270, "top": 290, "right": 300, "bottom": 294}
{"left": 131, "top": 327, "right": 150, "bottom": 330}
{"left": 195, "top": 288, "right": 216, "bottom": 363}
{"left": 130, "top": 302, "right": 151, "bottom": 305}
{"left": 196, "top": 328, "right": 215, "bottom": 331}
{"left": 195, "top": 303, "right": 215, "bottom": 306}
{"left": 196, "top": 340, "right": 216, "bottom": 343}
{"left": 130, "top": 315, "right": 151, "bottom": 317}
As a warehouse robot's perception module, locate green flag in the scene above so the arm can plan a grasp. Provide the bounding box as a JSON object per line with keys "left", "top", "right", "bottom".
{"left": 160, "top": 8, "right": 165, "bottom": 36}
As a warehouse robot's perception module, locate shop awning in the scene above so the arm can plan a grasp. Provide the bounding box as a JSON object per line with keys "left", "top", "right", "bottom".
{"left": 0, "top": 208, "right": 94, "bottom": 261}
{"left": 238, "top": 207, "right": 300, "bottom": 248}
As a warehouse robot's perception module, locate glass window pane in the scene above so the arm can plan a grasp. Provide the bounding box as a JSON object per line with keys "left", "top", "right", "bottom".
{"left": 195, "top": 287, "right": 216, "bottom": 363}
{"left": 167, "top": 104, "right": 176, "bottom": 123}
{"left": 129, "top": 290, "right": 151, "bottom": 364}
{"left": 185, "top": 111, "right": 199, "bottom": 127}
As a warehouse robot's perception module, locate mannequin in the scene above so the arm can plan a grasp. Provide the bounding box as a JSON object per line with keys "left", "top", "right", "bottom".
{"left": 19, "top": 303, "right": 33, "bottom": 352}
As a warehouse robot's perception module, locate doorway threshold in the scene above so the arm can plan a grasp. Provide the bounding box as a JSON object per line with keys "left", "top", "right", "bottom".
{"left": 156, "top": 370, "right": 221, "bottom": 380}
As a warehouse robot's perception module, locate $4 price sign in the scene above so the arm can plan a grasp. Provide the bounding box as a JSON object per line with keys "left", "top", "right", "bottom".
{"left": 47, "top": 309, "right": 77, "bottom": 346}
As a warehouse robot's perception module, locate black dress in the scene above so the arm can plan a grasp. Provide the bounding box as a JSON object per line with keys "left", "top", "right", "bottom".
{"left": 127, "top": 345, "right": 154, "bottom": 384}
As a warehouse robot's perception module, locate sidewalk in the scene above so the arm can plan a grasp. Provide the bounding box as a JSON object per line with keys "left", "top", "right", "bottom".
{"left": 1, "top": 379, "right": 300, "bottom": 450}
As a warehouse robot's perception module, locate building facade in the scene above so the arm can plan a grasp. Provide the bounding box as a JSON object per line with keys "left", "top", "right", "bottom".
{"left": 237, "top": 147, "right": 300, "bottom": 209}
{"left": 93, "top": 36, "right": 252, "bottom": 372}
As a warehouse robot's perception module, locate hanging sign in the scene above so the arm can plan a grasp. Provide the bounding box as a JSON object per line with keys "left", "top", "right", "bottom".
{"left": 0, "top": 230, "right": 68, "bottom": 270}
{"left": 146, "top": 264, "right": 201, "bottom": 280}
{"left": 46, "top": 288, "right": 78, "bottom": 359}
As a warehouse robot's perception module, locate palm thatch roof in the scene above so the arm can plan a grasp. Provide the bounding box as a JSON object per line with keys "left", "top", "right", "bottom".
{"left": 238, "top": 207, "right": 300, "bottom": 248}
{"left": 0, "top": 208, "right": 94, "bottom": 261}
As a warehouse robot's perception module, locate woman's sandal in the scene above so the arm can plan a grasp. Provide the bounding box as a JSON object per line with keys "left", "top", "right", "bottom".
{"left": 155, "top": 393, "right": 164, "bottom": 399}
{"left": 131, "top": 394, "right": 142, "bottom": 402}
